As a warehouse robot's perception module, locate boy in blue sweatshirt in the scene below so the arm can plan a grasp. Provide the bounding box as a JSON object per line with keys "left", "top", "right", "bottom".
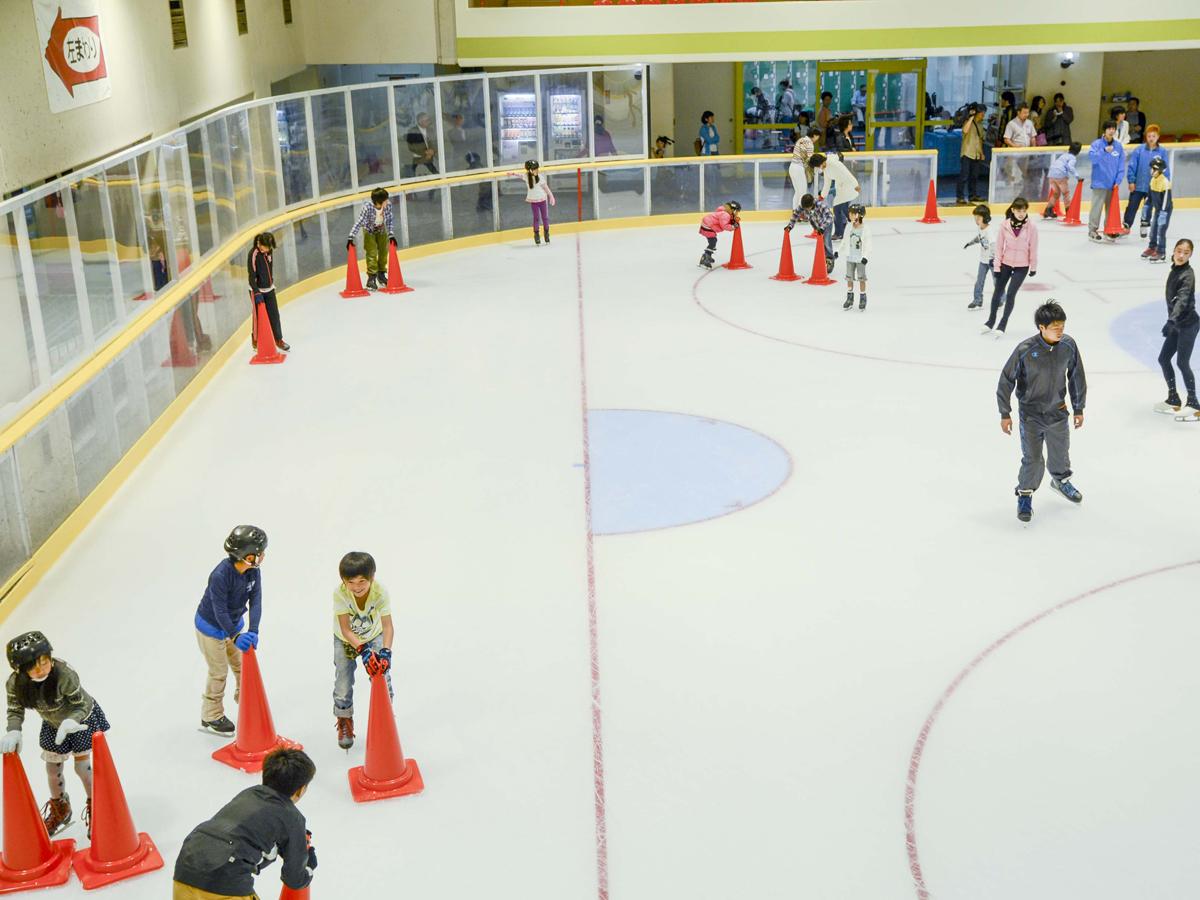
{"left": 194, "top": 526, "right": 267, "bottom": 735}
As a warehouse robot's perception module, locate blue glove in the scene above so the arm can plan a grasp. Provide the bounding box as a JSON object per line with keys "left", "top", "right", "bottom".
{"left": 358, "top": 644, "right": 375, "bottom": 667}
{"left": 234, "top": 631, "right": 258, "bottom": 652}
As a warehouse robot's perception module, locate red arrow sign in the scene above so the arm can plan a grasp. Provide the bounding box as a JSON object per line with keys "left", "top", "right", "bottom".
{"left": 43, "top": 7, "right": 107, "bottom": 96}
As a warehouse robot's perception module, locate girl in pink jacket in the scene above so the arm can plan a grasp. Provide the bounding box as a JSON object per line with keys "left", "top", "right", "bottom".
{"left": 698, "top": 201, "right": 741, "bottom": 268}
{"left": 983, "top": 197, "right": 1039, "bottom": 337}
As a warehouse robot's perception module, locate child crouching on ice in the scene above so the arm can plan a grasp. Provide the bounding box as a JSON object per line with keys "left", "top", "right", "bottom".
{"left": 964, "top": 204, "right": 996, "bottom": 310}
{"left": 2, "top": 631, "right": 110, "bottom": 837}
{"left": 507, "top": 160, "right": 555, "bottom": 246}
{"left": 784, "top": 194, "right": 834, "bottom": 275}
{"left": 698, "top": 201, "right": 742, "bottom": 269}
{"left": 838, "top": 203, "right": 871, "bottom": 310}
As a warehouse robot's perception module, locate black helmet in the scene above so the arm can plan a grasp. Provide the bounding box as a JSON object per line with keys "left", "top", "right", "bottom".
{"left": 1150, "top": 156, "right": 1166, "bottom": 172}
{"left": 7, "top": 631, "right": 51, "bottom": 672}
{"left": 848, "top": 203, "right": 866, "bottom": 219}
{"left": 524, "top": 159, "right": 539, "bottom": 171}
{"left": 224, "top": 525, "right": 268, "bottom": 563}
{"left": 726, "top": 201, "right": 742, "bottom": 213}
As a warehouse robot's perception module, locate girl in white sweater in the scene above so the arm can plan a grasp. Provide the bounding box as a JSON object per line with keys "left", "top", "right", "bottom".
{"left": 508, "top": 160, "right": 556, "bottom": 245}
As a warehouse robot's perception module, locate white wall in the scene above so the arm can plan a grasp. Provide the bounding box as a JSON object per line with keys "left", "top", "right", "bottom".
{"left": 1102, "top": 50, "right": 1200, "bottom": 136}
{"left": 0, "top": 0, "right": 307, "bottom": 194}
{"left": 296, "top": 0, "right": 439, "bottom": 65}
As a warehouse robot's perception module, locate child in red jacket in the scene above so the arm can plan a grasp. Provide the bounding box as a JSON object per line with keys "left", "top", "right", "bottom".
{"left": 698, "top": 202, "right": 741, "bottom": 269}
{"left": 983, "top": 197, "right": 1039, "bottom": 338}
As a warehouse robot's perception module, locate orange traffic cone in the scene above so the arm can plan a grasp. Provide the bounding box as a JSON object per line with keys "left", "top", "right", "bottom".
{"left": 279, "top": 885, "right": 310, "bottom": 899}
{"left": 1062, "top": 180, "right": 1084, "bottom": 226}
{"left": 1103, "top": 185, "right": 1124, "bottom": 237}
{"left": 249, "top": 299, "right": 286, "bottom": 366}
{"left": 160, "top": 307, "right": 198, "bottom": 368}
{"left": 770, "top": 230, "right": 803, "bottom": 282}
{"left": 348, "top": 673, "right": 423, "bottom": 802}
{"left": 804, "top": 233, "right": 837, "bottom": 286}
{"left": 917, "top": 179, "right": 943, "bottom": 224}
{"left": 70, "top": 732, "right": 163, "bottom": 889}
{"left": 0, "top": 752, "right": 74, "bottom": 892}
{"left": 722, "top": 226, "right": 752, "bottom": 270}
{"left": 805, "top": 225, "right": 819, "bottom": 240}
{"left": 213, "top": 647, "right": 302, "bottom": 772}
{"left": 340, "top": 245, "right": 370, "bottom": 298}
{"left": 380, "top": 240, "right": 414, "bottom": 294}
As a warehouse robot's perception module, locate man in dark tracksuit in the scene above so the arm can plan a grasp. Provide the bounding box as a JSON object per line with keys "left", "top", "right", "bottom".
{"left": 173, "top": 748, "right": 316, "bottom": 899}
{"left": 997, "top": 301, "right": 1087, "bottom": 523}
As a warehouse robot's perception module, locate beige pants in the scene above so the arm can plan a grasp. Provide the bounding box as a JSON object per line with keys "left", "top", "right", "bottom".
{"left": 173, "top": 882, "right": 257, "bottom": 900}
{"left": 196, "top": 630, "right": 241, "bottom": 722}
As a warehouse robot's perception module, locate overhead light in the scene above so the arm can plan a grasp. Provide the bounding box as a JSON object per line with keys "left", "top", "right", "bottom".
{"left": 1060, "top": 52, "right": 1076, "bottom": 69}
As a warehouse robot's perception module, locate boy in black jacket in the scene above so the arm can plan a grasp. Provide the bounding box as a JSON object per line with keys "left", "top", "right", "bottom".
{"left": 997, "top": 301, "right": 1087, "bottom": 523}
{"left": 248, "top": 232, "right": 289, "bottom": 353}
{"left": 173, "top": 748, "right": 317, "bottom": 899}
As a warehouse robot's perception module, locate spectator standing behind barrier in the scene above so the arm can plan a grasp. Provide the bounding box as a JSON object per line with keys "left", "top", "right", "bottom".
{"left": 1110, "top": 106, "right": 1130, "bottom": 144}
{"left": 776, "top": 80, "right": 796, "bottom": 124}
{"left": 1087, "top": 120, "right": 1126, "bottom": 243}
{"left": 405, "top": 113, "right": 438, "bottom": 178}
{"left": 957, "top": 104, "right": 988, "bottom": 205}
{"left": 1029, "top": 96, "right": 1047, "bottom": 139}
{"left": 816, "top": 91, "right": 834, "bottom": 147}
{"left": 1126, "top": 97, "right": 1147, "bottom": 143}
{"left": 594, "top": 116, "right": 618, "bottom": 156}
{"left": 1042, "top": 93, "right": 1074, "bottom": 146}
{"left": 1003, "top": 102, "right": 1037, "bottom": 188}
{"left": 995, "top": 91, "right": 1017, "bottom": 142}
{"left": 1125, "top": 125, "right": 1168, "bottom": 236}
{"left": 699, "top": 111, "right": 720, "bottom": 156}
{"left": 652, "top": 135, "right": 674, "bottom": 159}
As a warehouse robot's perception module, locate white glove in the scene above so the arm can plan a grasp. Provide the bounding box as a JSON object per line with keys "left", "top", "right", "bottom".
{"left": 0, "top": 730, "right": 21, "bottom": 754}
{"left": 54, "top": 718, "right": 85, "bottom": 745}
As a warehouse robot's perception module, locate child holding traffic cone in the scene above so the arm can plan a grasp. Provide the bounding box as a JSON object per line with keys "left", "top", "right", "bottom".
{"left": 332, "top": 552, "right": 394, "bottom": 751}
{"left": 1043, "top": 142, "right": 1081, "bottom": 220}
{"left": 347, "top": 188, "right": 396, "bottom": 291}
{"left": 249, "top": 233, "right": 289, "bottom": 352}
{"left": 697, "top": 201, "right": 742, "bottom": 269}
{"left": 173, "top": 748, "right": 317, "bottom": 899}
{"left": 784, "top": 193, "right": 835, "bottom": 276}
{"left": 2, "top": 631, "right": 111, "bottom": 837}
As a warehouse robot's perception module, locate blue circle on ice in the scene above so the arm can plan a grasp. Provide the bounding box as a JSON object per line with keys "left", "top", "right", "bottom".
{"left": 1111, "top": 301, "right": 1166, "bottom": 371}
{"left": 587, "top": 409, "right": 792, "bottom": 535}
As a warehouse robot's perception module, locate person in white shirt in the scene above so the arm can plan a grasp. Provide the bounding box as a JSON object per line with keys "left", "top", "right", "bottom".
{"left": 1002, "top": 102, "right": 1038, "bottom": 188}
{"left": 506, "top": 160, "right": 556, "bottom": 245}
{"left": 838, "top": 203, "right": 872, "bottom": 310}
{"left": 810, "top": 152, "right": 861, "bottom": 241}
{"left": 964, "top": 204, "right": 996, "bottom": 309}
{"left": 1109, "top": 105, "right": 1130, "bottom": 144}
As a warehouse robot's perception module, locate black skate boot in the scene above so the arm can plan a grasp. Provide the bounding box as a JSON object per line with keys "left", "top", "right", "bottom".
{"left": 1050, "top": 478, "right": 1083, "bottom": 504}
{"left": 699, "top": 250, "right": 714, "bottom": 269}
{"left": 365, "top": 273, "right": 378, "bottom": 291}
{"left": 1140, "top": 224, "right": 1149, "bottom": 239}
{"left": 844, "top": 293, "right": 854, "bottom": 310}
{"left": 543, "top": 226, "right": 550, "bottom": 244}
{"left": 201, "top": 715, "right": 235, "bottom": 736}
{"left": 534, "top": 232, "right": 541, "bottom": 246}
{"left": 377, "top": 271, "right": 388, "bottom": 287}
{"left": 1016, "top": 490, "right": 1033, "bottom": 523}
{"left": 336, "top": 716, "right": 355, "bottom": 750}
{"left": 859, "top": 293, "right": 867, "bottom": 311}
{"left": 41, "top": 795, "right": 72, "bottom": 836}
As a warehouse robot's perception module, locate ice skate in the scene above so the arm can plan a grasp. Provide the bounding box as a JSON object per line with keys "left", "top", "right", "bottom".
{"left": 1154, "top": 392, "right": 1182, "bottom": 414}
{"left": 993, "top": 328, "right": 1006, "bottom": 340}
{"left": 543, "top": 227, "right": 550, "bottom": 244}
{"left": 1050, "top": 478, "right": 1083, "bottom": 504}
{"left": 699, "top": 250, "right": 714, "bottom": 269}
{"left": 377, "top": 271, "right": 388, "bottom": 287}
{"left": 967, "top": 300, "right": 982, "bottom": 310}
{"left": 980, "top": 324, "right": 993, "bottom": 335}
{"left": 534, "top": 232, "right": 541, "bottom": 246}
{"left": 336, "top": 716, "right": 355, "bottom": 750}
{"left": 1016, "top": 491, "right": 1033, "bottom": 523}
{"left": 41, "top": 795, "right": 72, "bottom": 837}
{"left": 1175, "top": 398, "right": 1200, "bottom": 422}
{"left": 1149, "top": 250, "right": 1167, "bottom": 263}
{"left": 1088, "top": 232, "right": 1103, "bottom": 243}
{"left": 843, "top": 295, "right": 854, "bottom": 310}
{"left": 859, "top": 296, "right": 867, "bottom": 311}
{"left": 1140, "top": 224, "right": 1149, "bottom": 239}
{"left": 365, "top": 273, "right": 378, "bottom": 291}
{"left": 1141, "top": 248, "right": 1155, "bottom": 258}
{"left": 200, "top": 715, "right": 235, "bottom": 736}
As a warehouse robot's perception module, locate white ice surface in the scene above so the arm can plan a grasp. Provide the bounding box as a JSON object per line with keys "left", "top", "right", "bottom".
{"left": 5, "top": 211, "right": 1200, "bottom": 899}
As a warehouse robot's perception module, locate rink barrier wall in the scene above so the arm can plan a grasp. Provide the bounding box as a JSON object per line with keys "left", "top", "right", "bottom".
{"left": 4, "top": 139, "right": 1199, "bottom": 615}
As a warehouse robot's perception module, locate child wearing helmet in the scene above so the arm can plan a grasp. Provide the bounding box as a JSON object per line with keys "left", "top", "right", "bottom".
{"left": 785, "top": 194, "right": 834, "bottom": 275}
{"left": 838, "top": 203, "right": 871, "bottom": 310}
{"left": 2, "top": 631, "right": 110, "bottom": 837}
{"left": 697, "top": 201, "right": 741, "bottom": 269}
{"left": 1144, "top": 156, "right": 1173, "bottom": 263}
{"left": 507, "top": 160, "right": 555, "bottom": 246}
{"left": 193, "top": 526, "right": 268, "bottom": 736}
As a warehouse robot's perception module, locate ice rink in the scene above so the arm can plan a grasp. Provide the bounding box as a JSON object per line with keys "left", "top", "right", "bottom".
{"left": 6, "top": 209, "right": 1200, "bottom": 899}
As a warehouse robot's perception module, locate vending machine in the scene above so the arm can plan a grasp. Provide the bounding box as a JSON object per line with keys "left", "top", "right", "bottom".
{"left": 548, "top": 91, "right": 585, "bottom": 160}
{"left": 497, "top": 90, "right": 537, "bottom": 195}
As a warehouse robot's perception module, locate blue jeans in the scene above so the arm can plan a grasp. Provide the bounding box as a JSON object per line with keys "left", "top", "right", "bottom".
{"left": 333, "top": 635, "right": 392, "bottom": 718}
{"left": 1148, "top": 191, "right": 1173, "bottom": 253}
{"left": 973, "top": 262, "right": 995, "bottom": 304}
{"left": 1124, "top": 190, "right": 1151, "bottom": 228}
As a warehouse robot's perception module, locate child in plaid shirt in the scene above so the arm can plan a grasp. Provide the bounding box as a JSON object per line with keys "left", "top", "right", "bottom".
{"left": 785, "top": 193, "right": 835, "bottom": 275}
{"left": 347, "top": 188, "right": 396, "bottom": 291}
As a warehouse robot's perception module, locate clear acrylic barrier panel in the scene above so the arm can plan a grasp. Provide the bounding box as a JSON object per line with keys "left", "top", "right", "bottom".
{"left": 136, "top": 150, "right": 172, "bottom": 294}
{"left": 186, "top": 128, "right": 216, "bottom": 254}
{"left": 597, "top": 168, "right": 646, "bottom": 218}
{"left": 1169, "top": 146, "right": 1200, "bottom": 199}
{"left": 326, "top": 203, "right": 356, "bottom": 260}
{"left": 542, "top": 72, "right": 591, "bottom": 163}
{"left": 490, "top": 75, "right": 537, "bottom": 173}
{"left": 990, "top": 148, "right": 1094, "bottom": 206}
{"left": 351, "top": 87, "right": 394, "bottom": 188}
{"left": 650, "top": 164, "right": 701, "bottom": 215}
{"left": 14, "top": 406, "right": 80, "bottom": 549}
{"left": 441, "top": 78, "right": 487, "bottom": 175}
{"left": 406, "top": 190, "right": 447, "bottom": 246}
{"left": 878, "top": 156, "right": 928, "bottom": 206}
{"left": 291, "top": 213, "right": 326, "bottom": 280}
{"left": 449, "top": 181, "right": 494, "bottom": 239}
{"left": 704, "top": 162, "right": 756, "bottom": 213}
{"left": 107, "top": 344, "right": 152, "bottom": 457}
{"left": 205, "top": 119, "right": 238, "bottom": 238}
{"left": 103, "top": 161, "right": 152, "bottom": 309}
{"left": 69, "top": 174, "right": 119, "bottom": 337}
{"left": 0, "top": 211, "right": 39, "bottom": 407}
{"left": 592, "top": 69, "right": 643, "bottom": 158}
{"left": 313, "top": 93, "right": 352, "bottom": 197}
{"left": 248, "top": 104, "right": 282, "bottom": 212}
{"left": 394, "top": 83, "right": 437, "bottom": 181}
{"left": 277, "top": 98, "right": 313, "bottom": 206}
{"left": 0, "top": 451, "right": 28, "bottom": 585}
{"left": 161, "top": 137, "right": 195, "bottom": 277}
{"left": 66, "top": 367, "right": 121, "bottom": 498}
{"left": 26, "top": 190, "right": 85, "bottom": 373}
{"left": 227, "top": 111, "right": 257, "bottom": 226}
{"left": 138, "top": 313, "right": 176, "bottom": 423}
{"left": 758, "top": 160, "right": 799, "bottom": 211}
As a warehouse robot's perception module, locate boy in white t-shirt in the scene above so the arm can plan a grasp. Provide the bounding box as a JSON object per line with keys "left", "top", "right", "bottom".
{"left": 332, "top": 552, "right": 394, "bottom": 750}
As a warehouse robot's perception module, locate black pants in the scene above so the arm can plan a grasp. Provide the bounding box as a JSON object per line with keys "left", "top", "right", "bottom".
{"left": 254, "top": 290, "right": 283, "bottom": 344}
{"left": 985, "top": 265, "right": 1029, "bottom": 332}
{"left": 1159, "top": 317, "right": 1199, "bottom": 396}
{"left": 957, "top": 156, "right": 984, "bottom": 200}
{"left": 703, "top": 235, "right": 717, "bottom": 252}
